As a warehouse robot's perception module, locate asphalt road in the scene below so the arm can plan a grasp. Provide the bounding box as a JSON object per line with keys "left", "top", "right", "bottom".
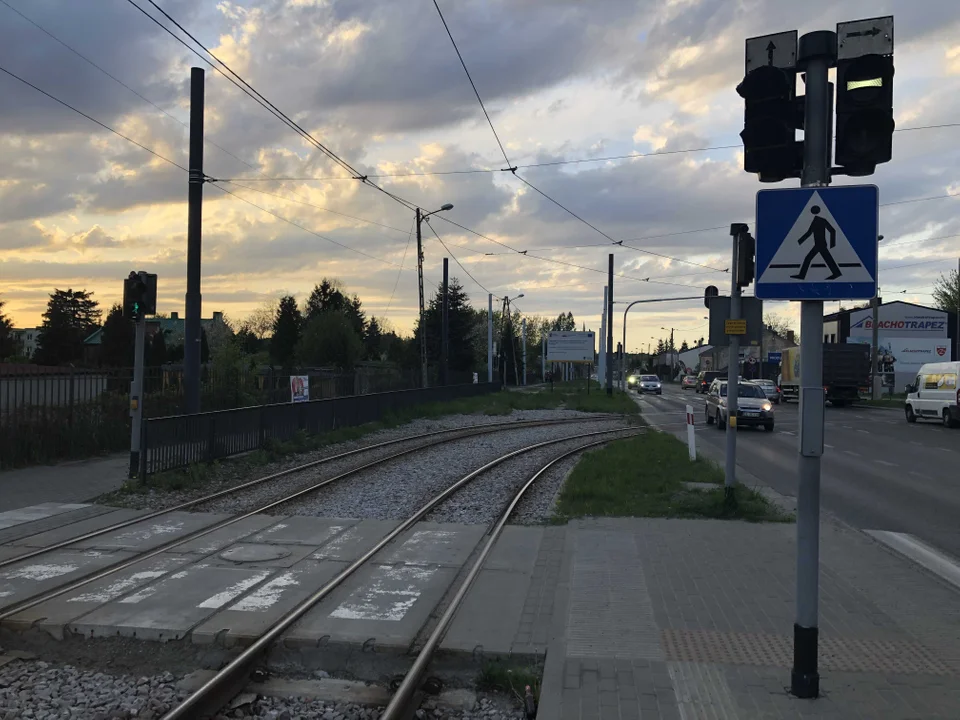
{"left": 635, "top": 383, "right": 960, "bottom": 558}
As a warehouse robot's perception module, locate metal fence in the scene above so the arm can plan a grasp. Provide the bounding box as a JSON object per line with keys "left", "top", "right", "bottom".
{"left": 141, "top": 382, "right": 496, "bottom": 476}
{"left": 0, "top": 363, "right": 477, "bottom": 470}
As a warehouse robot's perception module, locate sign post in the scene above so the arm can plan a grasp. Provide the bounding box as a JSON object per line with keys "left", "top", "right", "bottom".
{"left": 725, "top": 225, "right": 743, "bottom": 503}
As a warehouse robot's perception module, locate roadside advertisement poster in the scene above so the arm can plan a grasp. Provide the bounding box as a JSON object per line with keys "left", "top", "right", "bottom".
{"left": 547, "top": 331, "right": 595, "bottom": 363}
{"left": 848, "top": 336, "right": 952, "bottom": 388}
{"left": 290, "top": 375, "right": 310, "bottom": 403}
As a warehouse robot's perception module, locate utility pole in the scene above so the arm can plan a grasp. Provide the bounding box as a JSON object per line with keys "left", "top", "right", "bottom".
{"left": 793, "top": 29, "right": 835, "bottom": 701}
{"left": 956, "top": 258, "right": 960, "bottom": 362}
{"left": 871, "top": 294, "right": 881, "bottom": 399}
{"left": 130, "top": 314, "right": 146, "bottom": 478}
{"left": 726, "top": 227, "right": 743, "bottom": 500}
{"left": 184, "top": 67, "right": 204, "bottom": 415}
{"left": 500, "top": 296, "right": 509, "bottom": 388}
{"left": 487, "top": 293, "right": 493, "bottom": 384}
{"left": 606, "top": 254, "right": 614, "bottom": 395}
{"left": 441, "top": 258, "right": 449, "bottom": 387}
{"left": 521, "top": 318, "right": 527, "bottom": 386}
{"left": 599, "top": 286, "right": 607, "bottom": 386}
{"left": 416, "top": 208, "right": 427, "bottom": 388}
{"left": 541, "top": 337, "right": 546, "bottom": 381}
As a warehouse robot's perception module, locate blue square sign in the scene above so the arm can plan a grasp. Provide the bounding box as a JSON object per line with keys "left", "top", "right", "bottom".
{"left": 755, "top": 185, "right": 878, "bottom": 300}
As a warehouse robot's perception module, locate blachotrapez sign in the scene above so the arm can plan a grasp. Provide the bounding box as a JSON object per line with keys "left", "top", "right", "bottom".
{"left": 848, "top": 302, "right": 948, "bottom": 337}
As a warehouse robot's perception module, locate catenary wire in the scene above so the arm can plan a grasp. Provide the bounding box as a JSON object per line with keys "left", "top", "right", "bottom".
{"left": 425, "top": 219, "right": 492, "bottom": 294}
{"left": 384, "top": 217, "right": 416, "bottom": 316}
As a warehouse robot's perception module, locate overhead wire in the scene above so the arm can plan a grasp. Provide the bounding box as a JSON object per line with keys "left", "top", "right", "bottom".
{"left": 425, "top": 219, "right": 492, "bottom": 294}
{"left": 384, "top": 217, "right": 416, "bottom": 316}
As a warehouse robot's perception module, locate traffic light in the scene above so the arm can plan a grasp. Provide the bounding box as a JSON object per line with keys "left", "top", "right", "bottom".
{"left": 704, "top": 285, "right": 719, "bottom": 309}
{"left": 737, "top": 232, "right": 756, "bottom": 288}
{"left": 123, "top": 271, "right": 157, "bottom": 321}
{"left": 835, "top": 53, "right": 894, "bottom": 175}
{"left": 737, "top": 65, "right": 802, "bottom": 182}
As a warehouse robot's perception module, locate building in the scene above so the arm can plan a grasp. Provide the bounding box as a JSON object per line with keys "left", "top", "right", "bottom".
{"left": 823, "top": 300, "right": 957, "bottom": 391}
{"left": 10, "top": 328, "right": 40, "bottom": 359}
{"left": 699, "top": 326, "right": 796, "bottom": 380}
{"left": 82, "top": 311, "right": 230, "bottom": 365}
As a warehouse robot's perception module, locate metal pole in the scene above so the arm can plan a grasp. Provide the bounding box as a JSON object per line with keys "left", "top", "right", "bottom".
{"left": 871, "top": 295, "right": 880, "bottom": 399}
{"left": 129, "top": 314, "right": 146, "bottom": 479}
{"left": 792, "top": 29, "right": 835, "bottom": 700}
{"left": 599, "top": 286, "right": 607, "bottom": 386}
{"left": 956, "top": 258, "right": 960, "bottom": 362}
{"left": 606, "top": 254, "right": 614, "bottom": 395}
{"left": 441, "top": 257, "right": 449, "bottom": 386}
{"left": 416, "top": 209, "right": 428, "bottom": 388}
{"left": 184, "top": 67, "right": 204, "bottom": 415}
{"left": 541, "top": 337, "right": 546, "bottom": 382}
{"left": 521, "top": 318, "right": 527, "bottom": 386}
{"left": 487, "top": 293, "right": 493, "bottom": 384}
{"left": 725, "top": 228, "right": 741, "bottom": 499}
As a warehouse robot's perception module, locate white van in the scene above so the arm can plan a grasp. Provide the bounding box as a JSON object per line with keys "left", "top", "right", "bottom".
{"left": 905, "top": 362, "right": 960, "bottom": 427}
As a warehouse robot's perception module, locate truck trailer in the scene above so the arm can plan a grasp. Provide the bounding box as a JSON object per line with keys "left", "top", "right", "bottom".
{"left": 778, "top": 343, "right": 871, "bottom": 407}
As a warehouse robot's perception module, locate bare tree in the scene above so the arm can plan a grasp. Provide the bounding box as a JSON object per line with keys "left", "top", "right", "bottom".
{"left": 764, "top": 312, "right": 794, "bottom": 339}
{"left": 243, "top": 300, "right": 278, "bottom": 340}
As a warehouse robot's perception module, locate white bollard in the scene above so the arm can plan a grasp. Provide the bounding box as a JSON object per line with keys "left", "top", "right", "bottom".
{"left": 685, "top": 404, "right": 696, "bottom": 462}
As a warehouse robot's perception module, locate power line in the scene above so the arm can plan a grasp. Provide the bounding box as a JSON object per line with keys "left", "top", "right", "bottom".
{"left": 432, "top": 0, "right": 512, "bottom": 169}
{"left": 425, "top": 219, "right": 492, "bottom": 294}
{"left": 0, "top": 63, "right": 187, "bottom": 171}
{"left": 384, "top": 217, "right": 416, "bottom": 316}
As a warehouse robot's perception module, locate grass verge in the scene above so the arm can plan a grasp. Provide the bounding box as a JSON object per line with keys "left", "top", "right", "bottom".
{"left": 477, "top": 659, "right": 541, "bottom": 705}
{"left": 857, "top": 396, "right": 905, "bottom": 409}
{"left": 100, "top": 386, "right": 638, "bottom": 500}
{"left": 553, "top": 430, "right": 792, "bottom": 523}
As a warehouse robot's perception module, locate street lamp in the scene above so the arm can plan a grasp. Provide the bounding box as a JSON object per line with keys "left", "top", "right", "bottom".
{"left": 415, "top": 203, "right": 454, "bottom": 388}
{"left": 497, "top": 294, "right": 524, "bottom": 387}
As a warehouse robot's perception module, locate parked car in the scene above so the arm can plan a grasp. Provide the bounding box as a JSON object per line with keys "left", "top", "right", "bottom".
{"left": 696, "top": 371, "right": 723, "bottom": 394}
{"left": 681, "top": 375, "right": 698, "bottom": 390}
{"left": 751, "top": 378, "right": 783, "bottom": 404}
{"left": 705, "top": 380, "right": 775, "bottom": 431}
{"left": 637, "top": 375, "right": 662, "bottom": 395}
{"left": 904, "top": 361, "right": 960, "bottom": 427}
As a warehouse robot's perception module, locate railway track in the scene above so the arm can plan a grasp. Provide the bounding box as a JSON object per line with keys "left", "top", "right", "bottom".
{"left": 0, "top": 415, "right": 622, "bottom": 622}
{"left": 160, "top": 426, "right": 644, "bottom": 720}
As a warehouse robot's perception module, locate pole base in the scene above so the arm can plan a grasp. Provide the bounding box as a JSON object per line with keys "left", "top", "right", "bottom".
{"left": 128, "top": 451, "right": 140, "bottom": 481}
{"left": 790, "top": 624, "right": 819, "bottom": 698}
{"left": 723, "top": 486, "right": 738, "bottom": 513}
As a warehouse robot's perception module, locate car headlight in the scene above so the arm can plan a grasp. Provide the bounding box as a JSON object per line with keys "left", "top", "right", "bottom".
{"left": 761, "top": 402, "right": 772, "bottom": 411}
{"left": 628, "top": 376, "right": 637, "bottom": 383}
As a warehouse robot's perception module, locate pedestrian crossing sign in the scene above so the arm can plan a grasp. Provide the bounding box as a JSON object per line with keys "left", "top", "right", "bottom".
{"left": 755, "top": 185, "right": 878, "bottom": 300}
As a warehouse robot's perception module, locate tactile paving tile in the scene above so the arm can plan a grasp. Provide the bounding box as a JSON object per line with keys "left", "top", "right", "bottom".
{"left": 661, "top": 628, "right": 955, "bottom": 676}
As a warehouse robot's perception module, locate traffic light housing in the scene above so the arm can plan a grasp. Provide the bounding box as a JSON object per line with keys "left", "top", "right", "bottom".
{"left": 835, "top": 53, "right": 894, "bottom": 175}
{"left": 123, "top": 271, "right": 157, "bottom": 321}
{"left": 737, "top": 65, "right": 802, "bottom": 182}
{"left": 737, "top": 232, "right": 756, "bottom": 288}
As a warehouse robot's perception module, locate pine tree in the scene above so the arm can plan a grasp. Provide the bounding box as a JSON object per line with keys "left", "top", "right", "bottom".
{"left": 34, "top": 289, "right": 101, "bottom": 366}
{"left": 149, "top": 329, "right": 167, "bottom": 367}
{"left": 100, "top": 304, "right": 134, "bottom": 367}
{"left": 271, "top": 295, "right": 302, "bottom": 368}
{"left": 365, "top": 316, "right": 384, "bottom": 360}
{"left": 680, "top": 340, "right": 690, "bottom": 352}
{"left": 0, "top": 296, "right": 14, "bottom": 359}
{"left": 415, "top": 279, "right": 476, "bottom": 373}
{"left": 297, "top": 312, "right": 363, "bottom": 369}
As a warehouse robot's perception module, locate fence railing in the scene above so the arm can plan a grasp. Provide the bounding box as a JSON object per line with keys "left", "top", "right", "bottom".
{"left": 0, "top": 363, "right": 478, "bottom": 470}
{"left": 141, "top": 382, "right": 496, "bottom": 476}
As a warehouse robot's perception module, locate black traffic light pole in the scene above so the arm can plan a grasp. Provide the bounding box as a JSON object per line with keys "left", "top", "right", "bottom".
{"left": 184, "top": 68, "right": 205, "bottom": 415}
{"left": 129, "top": 312, "right": 146, "bottom": 479}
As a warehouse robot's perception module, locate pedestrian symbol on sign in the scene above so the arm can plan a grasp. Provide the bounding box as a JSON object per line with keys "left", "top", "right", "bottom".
{"left": 792, "top": 206, "right": 842, "bottom": 280}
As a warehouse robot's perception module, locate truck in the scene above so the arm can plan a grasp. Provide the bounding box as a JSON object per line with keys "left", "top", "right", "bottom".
{"left": 778, "top": 343, "right": 871, "bottom": 407}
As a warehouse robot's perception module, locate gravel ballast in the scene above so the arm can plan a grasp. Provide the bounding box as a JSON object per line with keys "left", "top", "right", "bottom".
{"left": 0, "top": 660, "right": 527, "bottom": 719}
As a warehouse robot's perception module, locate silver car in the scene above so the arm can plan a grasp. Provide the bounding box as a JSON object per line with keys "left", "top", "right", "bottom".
{"left": 751, "top": 379, "right": 783, "bottom": 404}
{"left": 705, "top": 380, "right": 775, "bottom": 431}
{"left": 637, "top": 374, "right": 662, "bottom": 395}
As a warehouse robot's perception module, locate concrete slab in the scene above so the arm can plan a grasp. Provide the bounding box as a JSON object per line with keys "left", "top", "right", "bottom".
{"left": 68, "top": 562, "right": 277, "bottom": 641}
{"left": 310, "top": 519, "right": 400, "bottom": 562}
{"left": 214, "top": 543, "right": 316, "bottom": 569}
{"left": 0, "top": 503, "right": 91, "bottom": 530}
{"left": 382, "top": 523, "right": 487, "bottom": 567}
{"left": 442, "top": 526, "right": 542, "bottom": 655}
{"left": 6, "top": 553, "right": 196, "bottom": 636}
{"left": 66, "top": 511, "right": 234, "bottom": 553}
{"left": 170, "top": 515, "right": 278, "bottom": 555}
{"left": 191, "top": 558, "right": 348, "bottom": 645}
{"left": 8, "top": 509, "right": 151, "bottom": 549}
{"left": 0, "top": 548, "right": 134, "bottom": 608}
{"left": 0, "top": 505, "right": 118, "bottom": 547}
{"left": 248, "top": 516, "right": 358, "bottom": 546}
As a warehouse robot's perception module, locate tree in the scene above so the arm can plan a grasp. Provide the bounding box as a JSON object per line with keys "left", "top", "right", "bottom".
{"left": 345, "top": 294, "right": 367, "bottom": 338}
{"left": 100, "top": 304, "right": 134, "bottom": 367}
{"left": 765, "top": 312, "right": 794, "bottom": 340}
{"left": 415, "top": 278, "right": 477, "bottom": 374}
{"left": 680, "top": 339, "right": 690, "bottom": 352}
{"left": 365, "top": 316, "right": 384, "bottom": 360}
{"left": 550, "top": 312, "right": 576, "bottom": 331}
{"left": 200, "top": 328, "right": 210, "bottom": 364}
{"left": 932, "top": 269, "right": 960, "bottom": 314}
{"left": 271, "top": 295, "right": 302, "bottom": 367}
{"left": 243, "top": 301, "right": 277, "bottom": 340}
{"left": 149, "top": 329, "right": 167, "bottom": 367}
{"left": 0, "top": 296, "right": 14, "bottom": 360}
{"left": 656, "top": 338, "right": 666, "bottom": 355}
{"left": 304, "top": 278, "right": 346, "bottom": 320}
{"left": 297, "top": 312, "right": 363, "bottom": 369}
{"left": 236, "top": 327, "right": 260, "bottom": 355}
{"left": 34, "top": 289, "right": 101, "bottom": 366}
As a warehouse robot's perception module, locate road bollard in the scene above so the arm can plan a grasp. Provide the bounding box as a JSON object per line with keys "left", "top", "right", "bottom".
{"left": 686, "top": 404, "right": 696, "bottom": 462}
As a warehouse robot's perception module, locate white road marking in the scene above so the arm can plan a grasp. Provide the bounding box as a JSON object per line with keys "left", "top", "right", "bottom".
{"left": 910, "top": 441, "right": 923, "bottom": 446}
{"left": 114, "top": 522, "right": 185, "bottom": 543}
{"left": 197, "top": 570, "right": 272, "bottom": 609}
{"left": 330, "top": 565, "right": 436, "bottom": 621}
{"left": 865, "top": 531, "right": 960, "bottom": 592}
{"left": 232, "top": 571, "right": 300, "bottom": 612}
{"left": 842, "top": 425, "right": 853, "bottom": 429}
{"left": 69, "top": 570, "right": 170, "bottom": 604}
{"left": 1, "top": 563, "right": 79, "bottom": 581}
{"left": 875, "top": 460, "right": 897, "bottom": 467}
{"left": 824, "top": 444, "right": 835, "bottom": 449}
{"left": 778, "top": 431, "right": 796, "bottom": 436}
{"left": 856, "top": 429, "right": 869, "bottom": 434}
{"left": 843, "top": 450, "right": 860, "bottom": 457}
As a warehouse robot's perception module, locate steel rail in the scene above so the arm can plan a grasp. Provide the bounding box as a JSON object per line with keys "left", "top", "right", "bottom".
{"left": 0, "top": 416, "right": 607, "bottom": 571}
{"left": 161, "top": 426, "right": 638, "bottom": 720}
{"left": 0, "top": 417, "right": 616, "bottom": 622}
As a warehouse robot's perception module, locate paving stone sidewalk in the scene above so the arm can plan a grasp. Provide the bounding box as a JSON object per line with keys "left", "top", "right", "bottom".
{"left": 537, "top": 515, "right": 960, "bottom": 719}
{"left": 0, "top": 454, "right": 128, "bottom": 511}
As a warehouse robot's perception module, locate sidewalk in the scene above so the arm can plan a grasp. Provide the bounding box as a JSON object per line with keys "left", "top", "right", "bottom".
{"left": 0, "top": 454, "right": 129, "bottom": 512}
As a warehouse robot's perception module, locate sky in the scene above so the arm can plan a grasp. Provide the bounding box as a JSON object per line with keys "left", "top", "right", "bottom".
{"left": 2, "top": 0, "right": 959, "bottom": 353}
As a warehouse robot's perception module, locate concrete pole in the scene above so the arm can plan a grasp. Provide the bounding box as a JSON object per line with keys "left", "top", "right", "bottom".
{"left": 725, "top": 229, "right": 741, "bottom": 497}
{"left": 606, "top": 255, "right": 614, "bottom": 395}
{"left": 441, "top": 258, "right": 449, "bottom": 386}
{"left": 184, "top": 67, "right": 204, "bottom": 415}
{"left": 871, "top": 295, "right": 880, "bottom": 399}
{"left": 129, "top": 314, "right": 146, "bottom": 479}
{"left": 599, "top": 286, "right": 607, "bottom": 385}
{"left": 487, "top": 294, "right": 493, "bottom": 384}
{"left": 792, "top": 29, "right": 835, "bottom": 700}
{"left": 541, "top": 337, "right": 546, "bottom": 381}
{"left": 416, "top": 209, "right": 428, "bottom": 388}
{"left": 521, "top": 318, "right": 527, "bottom": 386}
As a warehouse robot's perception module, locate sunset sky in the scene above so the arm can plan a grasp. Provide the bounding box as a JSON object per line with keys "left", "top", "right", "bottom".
{"left": 2, "top": 0, "right": 959, "bottom": 351}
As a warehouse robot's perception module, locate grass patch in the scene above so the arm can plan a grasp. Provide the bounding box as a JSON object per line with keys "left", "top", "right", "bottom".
{"left": 554, "top": 430, "right": 792, "bottom": 523}
{"left": 857, "top": 396, "right": 905, "bottom": 409}
{"left": 477, "top": 659, "right": 541, "bottom": 704}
